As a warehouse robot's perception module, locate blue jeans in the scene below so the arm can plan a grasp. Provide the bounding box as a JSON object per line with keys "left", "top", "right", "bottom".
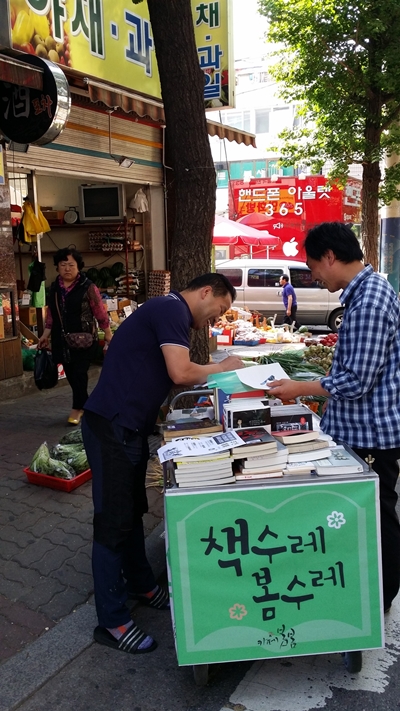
{"left": 82, "top": 411, "right": 157, "bottom": 628}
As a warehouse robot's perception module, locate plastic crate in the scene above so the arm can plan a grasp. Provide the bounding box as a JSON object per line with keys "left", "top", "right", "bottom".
{"left": 233, "top": 339, "right": 260, "bottom": 346}
{"left": 23, "top": 467, "right": 92, "bottom": 492}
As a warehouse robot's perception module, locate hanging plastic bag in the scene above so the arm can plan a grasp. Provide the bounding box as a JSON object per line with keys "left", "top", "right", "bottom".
{"left": 34, "top": 349, "right": 59, "bottom": 390}
{"left": 27, "top": 258, "right": 46, "bottom": 292}
{"left": 22, "top": 200, "right": 51, "bottom": 242}
{"left": 131, "top": 188, "right": 149, "bottom": 213}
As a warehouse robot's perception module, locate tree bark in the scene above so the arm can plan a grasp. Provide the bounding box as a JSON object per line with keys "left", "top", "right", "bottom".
{"left": 361, "top": 159, "right": 380, "bottom": 270}
{"left": 147, "top": 0, "right": 216, "bottom": 368}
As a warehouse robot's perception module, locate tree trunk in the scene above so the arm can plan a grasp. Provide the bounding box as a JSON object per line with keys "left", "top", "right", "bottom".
{"left": 147, "top": 0, "right": 216, "bottom": 368}
{"left": 361, "top": 159, "right": 380, "bottom": 270}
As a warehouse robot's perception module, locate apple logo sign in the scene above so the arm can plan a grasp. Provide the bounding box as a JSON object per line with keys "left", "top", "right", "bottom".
{"left": 282, "top": 237, "right": 299, "bottom": 257}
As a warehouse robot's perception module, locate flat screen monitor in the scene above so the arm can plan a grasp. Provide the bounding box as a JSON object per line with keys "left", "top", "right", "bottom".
{"left": 78, "top": 184, "right": 124, "bottom": 222}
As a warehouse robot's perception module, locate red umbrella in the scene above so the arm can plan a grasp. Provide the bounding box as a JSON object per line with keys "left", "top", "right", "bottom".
{"left": 213, "top": 215, "right": 280, "bottom": 248}
{"left": 237, "top": 212, "right": 272, "bottom": 230}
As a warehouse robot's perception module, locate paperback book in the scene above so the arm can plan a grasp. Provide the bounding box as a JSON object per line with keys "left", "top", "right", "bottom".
{"left": 273, "top": 431, "right": 320, "bottom": 445}
{"left": 236, "top": 470, "right": 283, "bottom": 480}
{"left": 287, "top": 447, "right": 332, "bottom": 463}
{"left": 162, "top": 418, "right": 223, "bottom": 440}
{"left": 314, "top": 446, "right": 366, "bottom": 476}
{"left": 177, "top": 475, "right": 236, "bottom": 488}
{"left": 270, "top": 405, "right": 314, "bottom": 435}
{"left": 284, "top": 438, "right": 331, "bottom": 454}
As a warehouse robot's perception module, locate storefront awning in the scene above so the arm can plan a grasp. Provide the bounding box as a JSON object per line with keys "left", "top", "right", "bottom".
{"left": 85, "top": 78, "right": 256, "bottom": 147}
{"left": 0, "top": 54, "right": 43, "bottom": 90}
{"left": 206, "top": 119, "right": 256, "bottom": 148}
{"left": 86, "top": 78, "right": 165, "bottom": 123}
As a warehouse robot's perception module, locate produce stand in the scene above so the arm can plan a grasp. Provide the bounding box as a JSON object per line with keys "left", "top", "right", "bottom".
{"left": 163, "top": 466, "right": 383, "bottom": 685}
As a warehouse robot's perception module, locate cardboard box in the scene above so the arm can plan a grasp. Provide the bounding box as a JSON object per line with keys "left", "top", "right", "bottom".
{"left": 209, "top": 335, "right": 218, "bottom": 352}
{"left": 19, "top": 321, "right": 39, "bottom": 344}
{"left": 19, "top": 307, "right": 37, "bottom": 326}
{"left": 118, "top": 298, "right": 131, "bottom": 309}
{"left": 0, "top": 315, "right": 4, "bottom": 340}
{"left": 105, "top": 298, "right": 118, "bottom": 312}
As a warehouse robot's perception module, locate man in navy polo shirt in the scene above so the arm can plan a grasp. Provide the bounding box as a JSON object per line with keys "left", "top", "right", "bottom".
{"left": 82, "top": 273, "right": 243, "bottom": 655}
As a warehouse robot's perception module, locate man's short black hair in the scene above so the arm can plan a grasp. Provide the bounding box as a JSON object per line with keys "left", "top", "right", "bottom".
{"left": 305, "top": 222, "right": 364, "bottom": 263}
{"left": 281, "top": 274, "right": 289, "bottom": 282}
{"left": 185, "top": 273, "right": 236, "bottom": 301}
{"left": 53, "top": 248, "right": 85, "bottom": 270}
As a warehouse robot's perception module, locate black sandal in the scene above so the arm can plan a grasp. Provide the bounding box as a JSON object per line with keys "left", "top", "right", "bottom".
{"left": 93, "top": 625, "right": 157, "bottom": 654}
{"left": 128, "top": 585, "right": 170, "bottom": 610}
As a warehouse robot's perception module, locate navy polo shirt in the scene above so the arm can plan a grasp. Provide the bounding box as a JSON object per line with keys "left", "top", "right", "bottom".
{"left": 85, "top": 291, "right": 192, "bottom": 434}
{"left": 282, "top": 282, "right": 297, "bottom": 308}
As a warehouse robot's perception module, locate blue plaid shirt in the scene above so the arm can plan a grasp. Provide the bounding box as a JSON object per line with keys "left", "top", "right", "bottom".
{"left": 320, "top": 265, "right": 400, "bottom": 449}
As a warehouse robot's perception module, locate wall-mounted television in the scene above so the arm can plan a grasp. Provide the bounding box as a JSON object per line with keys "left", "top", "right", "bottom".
{"left": 78, "top": 183, "right": 124, "bottom": 222}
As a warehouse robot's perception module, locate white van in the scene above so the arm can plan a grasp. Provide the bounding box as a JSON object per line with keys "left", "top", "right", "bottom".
{"left": 216, "top": 258, "right": 343, "bottom": 332}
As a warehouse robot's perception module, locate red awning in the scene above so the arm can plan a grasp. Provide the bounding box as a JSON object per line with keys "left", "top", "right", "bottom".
{"left": 0, "top": 54, "right": 43, "bottom": 90}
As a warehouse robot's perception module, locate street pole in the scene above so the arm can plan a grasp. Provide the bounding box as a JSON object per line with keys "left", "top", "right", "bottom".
{"left": 380, "top": 151, "right": 400, "bottom": 293}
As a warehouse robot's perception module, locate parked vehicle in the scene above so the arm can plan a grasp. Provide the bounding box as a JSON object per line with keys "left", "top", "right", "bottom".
{"left": 216, "top": 258, "right": 343, "bottom": 331}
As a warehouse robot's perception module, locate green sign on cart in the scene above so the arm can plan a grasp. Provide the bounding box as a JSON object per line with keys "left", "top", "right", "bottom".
{"left": 165, "top": 479, "right": 383, "bottom": 665}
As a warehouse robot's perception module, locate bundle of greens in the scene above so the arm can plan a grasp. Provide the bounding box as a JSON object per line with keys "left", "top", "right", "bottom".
{"left": 30, "top": 430, "right": 88, "bottom": 478}
{"left": 30, "top": 442, "right": 76, "bottom": 479}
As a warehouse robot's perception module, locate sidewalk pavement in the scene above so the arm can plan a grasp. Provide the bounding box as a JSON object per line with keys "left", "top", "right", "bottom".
{"left": 0, "top": 369, "right": 165, "bottom": 679}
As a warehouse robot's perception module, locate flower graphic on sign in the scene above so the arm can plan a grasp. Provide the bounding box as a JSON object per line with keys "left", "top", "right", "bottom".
{"left": 229, "top": 603, "right": 248, "bottom": 621}
{"left": 327, "top": 511, "right": 346, "bottom": 529}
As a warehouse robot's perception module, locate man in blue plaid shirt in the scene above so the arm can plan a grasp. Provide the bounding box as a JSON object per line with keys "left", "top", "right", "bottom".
{"left": 269, "top": 222, "right": 400, "bottom": 613}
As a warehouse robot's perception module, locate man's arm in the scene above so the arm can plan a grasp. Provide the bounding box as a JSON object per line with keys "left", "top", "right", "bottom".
{"left": 267, "top": 378, "right": 329, "bottom": 401}
{"left": 286, "top": 294, "right": 293, "bottom": 315}
{"left": 162, "top": 345, "right": 243, "bottom": 386}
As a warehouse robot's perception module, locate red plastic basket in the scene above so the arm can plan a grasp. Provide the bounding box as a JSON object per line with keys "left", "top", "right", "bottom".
{"left": 23, "top": 467, "right": 92, "bottom": 492}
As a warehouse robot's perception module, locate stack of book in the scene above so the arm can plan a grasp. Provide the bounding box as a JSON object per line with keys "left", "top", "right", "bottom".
{"left": 223, "top": 397, "right": 271, "bottom": 431}
{"left": 161, "top": 418, "right": 223, "bottom": 441}
{"left": 273, "top": 431, "right": 332, "bottom": 474}
{"left": 172, "top": 451, "right": 235, "bottom": 488}
{"left": 232, "top": 427, "right": 288, "bottom": 480}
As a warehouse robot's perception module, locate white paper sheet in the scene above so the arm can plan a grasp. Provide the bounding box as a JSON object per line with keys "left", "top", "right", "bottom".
{"left": 236, "top": 363, "right": 290, "bottom": 390}
{"left": 158, "top": 430, "right": 245, "bottom": 463}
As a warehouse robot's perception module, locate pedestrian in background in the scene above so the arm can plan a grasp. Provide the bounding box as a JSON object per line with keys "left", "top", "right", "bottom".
{"left": 38, "top": 248, "right": 112, "bottom": 425}
{"left": 279, "top": 274, "right": 299, "bottom": 328}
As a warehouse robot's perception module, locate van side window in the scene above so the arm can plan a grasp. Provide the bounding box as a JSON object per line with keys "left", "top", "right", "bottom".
{"left": 248, "top": 268, "right": 283, "bottom": 287}
{"left": 289, "top": 268, "right": 319, "bottom": 288}
{"left": 216, "top": 268, "right": 243, "bottom": 287}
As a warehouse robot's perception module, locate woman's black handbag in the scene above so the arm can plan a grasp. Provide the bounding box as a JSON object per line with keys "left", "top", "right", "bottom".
{"left": 34, "top": 349, "right": 59, "bottom": 390}
{"left": 55, "top": 294, "right": 95, "bottom": 349}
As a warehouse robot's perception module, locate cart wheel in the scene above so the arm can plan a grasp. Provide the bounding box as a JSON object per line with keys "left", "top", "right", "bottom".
{"left": 193, "top": 664, "right": 209, "bottom": 686}
{"left": 343, "top": 651, "right": 362, "bottom": 673}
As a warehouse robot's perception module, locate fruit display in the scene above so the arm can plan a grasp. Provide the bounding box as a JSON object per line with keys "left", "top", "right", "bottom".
{"left": 303, "top": 343, "right": 335, "bottom": 372}
{"left": 10, "top": 1, "right": 71, "bottom": 66}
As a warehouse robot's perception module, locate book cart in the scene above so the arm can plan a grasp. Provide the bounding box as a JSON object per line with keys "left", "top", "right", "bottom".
{"left": 163, "top": 458, "right": 384, "bottom": 686}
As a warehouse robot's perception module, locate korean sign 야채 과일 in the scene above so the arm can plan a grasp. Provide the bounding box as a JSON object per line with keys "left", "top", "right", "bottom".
{"left": 4, "top": 0, "right": 233, "bottom": 108}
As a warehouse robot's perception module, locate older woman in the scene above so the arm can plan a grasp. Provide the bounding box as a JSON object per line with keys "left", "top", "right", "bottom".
{"left": 38, "top": 248, "right": 112, "bottom": 424}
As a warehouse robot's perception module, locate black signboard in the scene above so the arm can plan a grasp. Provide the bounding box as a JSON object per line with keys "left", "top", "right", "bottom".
{"left": 0, "top": 54, "right": 70, "bottom": 145}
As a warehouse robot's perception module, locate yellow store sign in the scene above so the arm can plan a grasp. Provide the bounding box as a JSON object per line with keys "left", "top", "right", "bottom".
{"left": 5, "top": 0, "right": 233, "bottom": 107}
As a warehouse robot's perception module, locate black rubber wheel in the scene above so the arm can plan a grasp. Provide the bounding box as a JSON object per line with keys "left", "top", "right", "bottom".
{"left": 193, "top": 664, "right": 209, "bottom": 686}
{"left": 343, "top": 650, "right": 362, "bottom": 673}
{"left": 328, "top": 308, "right": 344, "bottom": 333}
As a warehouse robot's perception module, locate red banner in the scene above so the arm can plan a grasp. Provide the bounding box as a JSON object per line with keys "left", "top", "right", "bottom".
{"left": 228, "top": 176, "right": 362, "bottom": 261}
